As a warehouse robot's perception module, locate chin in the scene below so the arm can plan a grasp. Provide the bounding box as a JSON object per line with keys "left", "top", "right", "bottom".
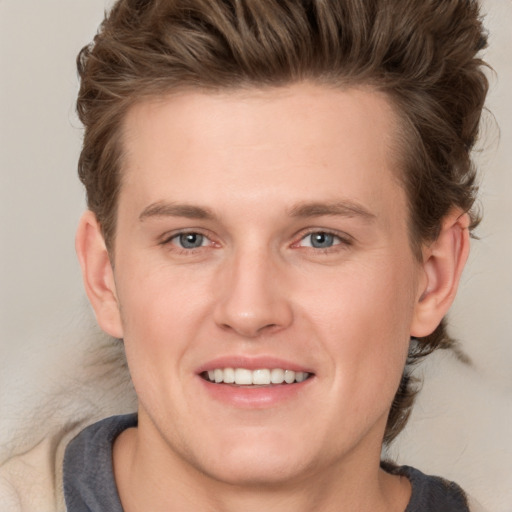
{"left": 189, "top": 431, "right": 314, "bottom": 487}
{"left": 203, "top": 456, "right": 309, "bottom": 487}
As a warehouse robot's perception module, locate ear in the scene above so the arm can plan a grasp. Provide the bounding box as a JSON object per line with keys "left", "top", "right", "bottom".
{"left": 75, "top": 211, "right": 124, "bottom": 339}
{"left": 411, "top": 210, "right": 471, "bottom": 337}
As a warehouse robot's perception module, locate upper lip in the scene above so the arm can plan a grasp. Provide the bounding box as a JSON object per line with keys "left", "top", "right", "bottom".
{"left": 196, "top": 356, "right": 314, "bottom": 375}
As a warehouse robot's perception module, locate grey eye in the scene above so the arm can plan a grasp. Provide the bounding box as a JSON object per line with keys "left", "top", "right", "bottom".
{"left": 177, "top": 233, "right": 205, "bottom": 249}
{"left": 309, "top": 232, "right": 335, "bottom": 248}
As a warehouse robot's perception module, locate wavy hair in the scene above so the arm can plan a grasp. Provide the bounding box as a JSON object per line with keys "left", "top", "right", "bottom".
{"left": 76, "top": 0, "right": 489, "bottom": 443}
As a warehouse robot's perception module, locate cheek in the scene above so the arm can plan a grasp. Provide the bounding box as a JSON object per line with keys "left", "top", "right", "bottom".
{"left": 113, "top": 264, "right": 210, "bottom": 379}
{"left": 117, "top": 255, "right": 211, "bottom": 325}
{"left": 114, "top": 273, "right": 204, "bottom": 410}
{"left": 301, "top": 258, "right": 416, "bottom": 381}
{"left": 306, "top": 258, "right": 415, "bottom": 334}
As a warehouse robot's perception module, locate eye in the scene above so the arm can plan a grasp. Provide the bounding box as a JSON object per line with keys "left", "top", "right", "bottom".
{"left": 172, "top": 232, "right": 209, "bottom": 249}
{"left": 298, "top": 231, "right": 343, "bottom": 249}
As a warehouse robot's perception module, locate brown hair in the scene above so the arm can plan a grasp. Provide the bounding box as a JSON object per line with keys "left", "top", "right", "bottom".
{"left": 76, "top": 0, "right": 489, "bottom": 443}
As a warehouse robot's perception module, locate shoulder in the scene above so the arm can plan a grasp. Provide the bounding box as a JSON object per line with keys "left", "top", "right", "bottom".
{"left": 63, "top": 413, "right": 137, "bottom": 512}
{"left": 64, "top": 413, "right": 137, "bottom": 465}
{"left": 0, "top": 431, "right": 75, "bottom": 512}
{"left": 382, "top": 462, "right": 487, "bottom": 512}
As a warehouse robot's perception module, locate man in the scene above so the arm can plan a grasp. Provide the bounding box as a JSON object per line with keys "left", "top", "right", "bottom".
{"left": 66, "top": 0, "right": 489, "bottom": 510}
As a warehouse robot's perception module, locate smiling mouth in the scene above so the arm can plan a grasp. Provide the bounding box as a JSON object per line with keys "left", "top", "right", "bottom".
{"left": 201, "top": 368, "right": 312, "bottom": 386}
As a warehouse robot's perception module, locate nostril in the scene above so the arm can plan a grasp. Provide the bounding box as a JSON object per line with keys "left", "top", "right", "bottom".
{"left": 213, "top": 285, "right": 294, "bottom": 337}
{"left": 219, "top": 321, "right": 281, "bottom": 338}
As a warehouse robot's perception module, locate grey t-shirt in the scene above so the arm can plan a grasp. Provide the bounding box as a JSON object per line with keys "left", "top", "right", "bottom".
{"left": 63, "top": 414, "right": 470, "bottom": 512}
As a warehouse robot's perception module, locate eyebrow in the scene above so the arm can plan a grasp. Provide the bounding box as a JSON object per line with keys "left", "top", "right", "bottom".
{"left": 139, "top": 201, "right": 216, "bottom": 221}
{"left": 287, "top": 200, "right": 376, "bottom": 221}
{"left": 139, "top": 199, "right": 376, "bottom": 223}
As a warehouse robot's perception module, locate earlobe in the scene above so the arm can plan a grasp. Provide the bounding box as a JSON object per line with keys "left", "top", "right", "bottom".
{"left": 411, "top": 211, "right": 471, "bottom": 337}
{"left": 75, "top": 211, "right": 124, "bottom": 339}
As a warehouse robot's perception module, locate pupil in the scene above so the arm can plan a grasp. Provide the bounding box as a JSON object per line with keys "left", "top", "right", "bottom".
{"left": 311, "top": 233, "right": 333, "bottom": 248}
{"left": 180, "top": 233, "right": 203, "bottom": 248}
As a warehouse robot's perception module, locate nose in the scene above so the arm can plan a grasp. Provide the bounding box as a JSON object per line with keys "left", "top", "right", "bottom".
{"left": 213, "top": 248, "right": 293, "bottom": 338}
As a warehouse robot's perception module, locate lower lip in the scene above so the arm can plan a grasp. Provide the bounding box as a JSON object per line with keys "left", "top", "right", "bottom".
{"left": 198, "top": 376, "right": 313, "bottom": 408}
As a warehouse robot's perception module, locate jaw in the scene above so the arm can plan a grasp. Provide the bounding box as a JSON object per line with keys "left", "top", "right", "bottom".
{"left": 131, "top": 399, "right": 393, "bottom": 512}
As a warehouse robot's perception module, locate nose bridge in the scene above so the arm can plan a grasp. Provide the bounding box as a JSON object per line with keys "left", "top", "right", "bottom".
{"left": 213, "top": 242, "right": 292, "bottom": 337}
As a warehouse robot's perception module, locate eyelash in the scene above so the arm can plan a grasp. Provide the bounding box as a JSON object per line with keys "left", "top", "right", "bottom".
{"left": 160, "top": 230, "right": 217, "bottom": 255}
{"left": 292, "top": 229, "right": 353, "bottom": 253}
{"left": 160, "top": 229, "right": 353, "bottom": 256}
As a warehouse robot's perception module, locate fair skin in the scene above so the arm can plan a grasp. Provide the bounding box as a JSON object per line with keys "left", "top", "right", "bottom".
{"left": 76, "top": 83, "right": 470, "bottom": 512}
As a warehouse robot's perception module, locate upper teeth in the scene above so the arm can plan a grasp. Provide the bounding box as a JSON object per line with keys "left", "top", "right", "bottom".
{"left": 206, "top": 368, "right": 309, "bottom": 385}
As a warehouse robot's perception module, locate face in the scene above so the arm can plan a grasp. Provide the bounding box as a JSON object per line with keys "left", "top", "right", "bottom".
{"left": 108, "top": 84, "right": 426, "bottom": 485}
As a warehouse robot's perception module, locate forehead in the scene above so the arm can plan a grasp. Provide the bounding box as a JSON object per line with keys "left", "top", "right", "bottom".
{"left": 119, "top": 83, "right": 406, "bottom": 224}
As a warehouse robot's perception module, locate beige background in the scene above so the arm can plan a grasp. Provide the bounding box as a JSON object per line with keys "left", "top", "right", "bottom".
{"left": 0, "top": 1, "right": 511, "bottom": 510}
